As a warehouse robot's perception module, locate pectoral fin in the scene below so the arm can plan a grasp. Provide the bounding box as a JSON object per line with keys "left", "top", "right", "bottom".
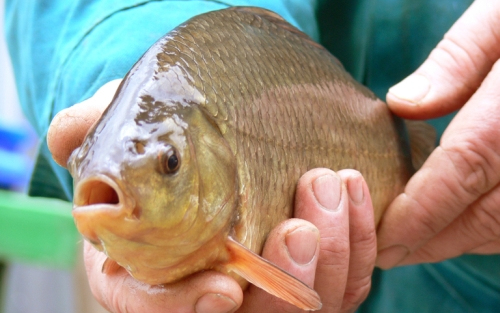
{"left": 224, "top": 237, "right": 322, "bottom": 311}
{"left": 102, "top": 257, "right": 121, "bottom": 274}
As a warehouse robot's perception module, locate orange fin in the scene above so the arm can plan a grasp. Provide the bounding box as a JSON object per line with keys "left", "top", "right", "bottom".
{"left": 405, "top": 120, "right": 436, "bottom": 170}
{"left": 224, "top": 237, "right": 322, "bottom": 311}
{"left": 102, "top": 257, "right": 121, "bottom": 274}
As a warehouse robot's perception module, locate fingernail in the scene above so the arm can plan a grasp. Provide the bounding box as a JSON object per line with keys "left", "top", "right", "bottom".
{"left": 347, "top": 174, "right": 364, "bottom": 204}
{"left": 313, "top": 174, "right": 341, "bottom": 211}
{"left": 286, "top": 226, "right": 319, "bottom": 265}
{"left": 376, "top": 245, "right": 410, "bottom": 269}
{"left": 196, "top": 293, "right": 237, "bottom": 313}
{"left": 388, "top": 74, "right": 430, "bottom": 105}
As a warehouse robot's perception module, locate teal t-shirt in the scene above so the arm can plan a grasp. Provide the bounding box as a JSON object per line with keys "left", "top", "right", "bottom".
{"left": 5, "top": 0, "right": 500, "bottom": 311}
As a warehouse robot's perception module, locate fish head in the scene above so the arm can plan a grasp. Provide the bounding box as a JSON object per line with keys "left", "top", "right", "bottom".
{"left": 67, "top": 44, "right": 239, "bottom": 284}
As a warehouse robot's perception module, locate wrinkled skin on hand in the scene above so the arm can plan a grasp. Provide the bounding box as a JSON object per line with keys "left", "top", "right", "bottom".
{"left": 48, "top": 80, "right": 377, "bottom": 313}
{"left": 378, "top": 0, "right": 500, "bottom": 268}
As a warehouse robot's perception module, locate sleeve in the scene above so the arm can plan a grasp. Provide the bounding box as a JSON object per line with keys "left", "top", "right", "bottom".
{"left": 4, "top": 0, "right": 319, "bottom": 200}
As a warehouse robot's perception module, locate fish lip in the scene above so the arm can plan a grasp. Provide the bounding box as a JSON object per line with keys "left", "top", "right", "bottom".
{"left": 73, "top": 174, "right": 136, "bottom": 217}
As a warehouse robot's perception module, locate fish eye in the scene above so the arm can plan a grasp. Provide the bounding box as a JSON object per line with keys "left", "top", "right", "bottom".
{"left": 158, "top": 145, "right": 180, "bottom": 174}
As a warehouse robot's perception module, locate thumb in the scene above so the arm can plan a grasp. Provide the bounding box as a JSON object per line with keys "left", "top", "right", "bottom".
{"left": 47, "top": 79, "right": 122, "bottom": 167}
{"left": 386, "top": 0, "right": 500, "bottom": 119}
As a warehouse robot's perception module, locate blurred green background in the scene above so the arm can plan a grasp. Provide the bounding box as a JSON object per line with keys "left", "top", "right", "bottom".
{"left": 0, "top": 1, "right": 106, "bottom": 312}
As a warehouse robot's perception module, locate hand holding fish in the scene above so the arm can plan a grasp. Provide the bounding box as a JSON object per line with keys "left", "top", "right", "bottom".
{"left": 48, "top": 83, "right": 377, "bottom": 313}
{"left": 378, "top": 0, "right": 500, "bottom": 268}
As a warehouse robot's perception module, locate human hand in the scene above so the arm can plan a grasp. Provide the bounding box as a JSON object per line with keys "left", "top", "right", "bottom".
{"left": 47, "top": 82, "right": 377, "bottom": 312}
{"left": 378, "top": 0, "right": 500, "bottom": 268}
{"left": 48, "top": 79, "right": 123, "bottom": 167}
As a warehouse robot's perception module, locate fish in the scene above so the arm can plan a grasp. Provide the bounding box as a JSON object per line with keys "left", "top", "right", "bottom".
{"left": 67, "top": 6, "right": 433, "bottom": 311}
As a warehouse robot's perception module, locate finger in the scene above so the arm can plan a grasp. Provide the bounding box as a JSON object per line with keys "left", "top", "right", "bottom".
{"left": 387, "top": 0, "right": 500, "bottom": 119}
{"left": 468, "top": 241, "right": 500, "bottom": 254}
{"left": 294, "top": 168, "right": 350, "bottom": 312}
{"left": 377, "top": 60, "right": 500, "bottom": 269}
{"left": 337, "top": 170, "right": 376, "bottom": 313}
{"left": 398, "top": 181, "right": 500, "bottom": 265}
{"left": 238, "top": 219, "right": 320, "bottom": 313}
{"left": 47, "top": 79, "right": 122, "bottom": 167}
{"left": 84, "top": 241, "right": 243, "bottom": 313}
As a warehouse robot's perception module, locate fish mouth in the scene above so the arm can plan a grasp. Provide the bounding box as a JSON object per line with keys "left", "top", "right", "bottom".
{"left": 73, "top": 175, "right": 137, "bottom": 243}
{"left": 73, "top": 174, "right": 131, "bottom": 209}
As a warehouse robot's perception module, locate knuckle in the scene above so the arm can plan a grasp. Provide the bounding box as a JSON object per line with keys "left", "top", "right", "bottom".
{"left": 442, "top": 140, "right": 496, "bottom": 198}
{"left": 469, "top": 240, "right": 500, "bottom": 254}
{"left": 106, "top": 276, "right": 131, "bottom": 313}
{"left": 403, "top": 192, "right": 446, "bottom": 235}
{"left": 355, "top": 244, "right": 378, "bottom": 269}
{"left": 472, "top": 200, "right": 500, "bottom": 239}
{"left": 319, "top": 236, "right": 350, "bottom": 265}
{"left": 341, "top": 278, "right": 372, "bottom": 312}
{"left": 412, "top": 244, "right": 445, "bottom": 263}
{"left": 452, "top": 186, "right": 500, "bottom": 252}
{"left": 458, "top": 204, "right": 500, "bottom": 243}
{"left": 352, "top": 226, "right": 376, "bottom": 250}
{"left": 350, "top": 231, "right": 377, "bottom": 267}
{"left": 459, "top": 214, "right": 485, "bottom": 241}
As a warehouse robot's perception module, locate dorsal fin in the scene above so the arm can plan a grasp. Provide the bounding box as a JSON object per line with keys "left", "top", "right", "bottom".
{"left": 229, "top": 6, "right": 286, "bottom": 23}
{"left": 222, "top": 237, "right": 322, "bottom": 311}
{"left": 228, "top": 6, "right": 332, "bottom": 53}
{"left": 405, "top": 120, "right": 436, "bottom": 170}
